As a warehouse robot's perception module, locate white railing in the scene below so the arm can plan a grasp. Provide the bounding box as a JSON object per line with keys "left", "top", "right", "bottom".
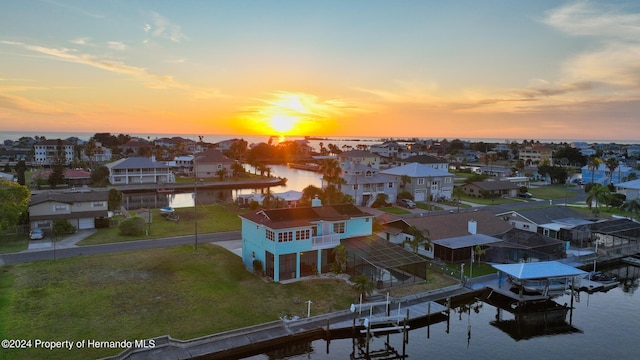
{"left": 312, "top": 233, "right": 340, "bottom": 248}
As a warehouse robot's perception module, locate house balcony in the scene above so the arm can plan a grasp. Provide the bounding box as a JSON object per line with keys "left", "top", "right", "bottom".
{"left": 312, "top": 233, "right": 341, "bottom": 249}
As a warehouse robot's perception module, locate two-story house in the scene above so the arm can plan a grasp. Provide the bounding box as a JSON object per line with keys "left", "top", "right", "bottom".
{"left": 29, "top": 189, "right": 109, "bottom": 230}
{"left": 240, "top": 200, "right": 374, "bottom": 282}
{"left": 341, "top": 162, "right": 397, "bottom": 206}
{"left": 381, "top": 163, "right": 454, "bottom": 201}
{"left": 106, "top": 157, "right": 175, "bottom": 184}
{"left": 194, "top": 149, "right": 236, "bottom": 178}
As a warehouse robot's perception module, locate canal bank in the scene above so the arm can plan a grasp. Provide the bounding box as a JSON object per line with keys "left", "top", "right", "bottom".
{"left": 109, "top": 177, "right": 286, "bottom": 193}
{"left": 103, "top": 284, "right": 473, "bottom": 360}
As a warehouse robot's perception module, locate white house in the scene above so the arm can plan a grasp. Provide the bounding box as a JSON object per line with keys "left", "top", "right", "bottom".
{"left": 106, "top": 157, "right": 175, "bottom": 184}
{"left": 340, "top": 162, "right": 397, "bottom": 206}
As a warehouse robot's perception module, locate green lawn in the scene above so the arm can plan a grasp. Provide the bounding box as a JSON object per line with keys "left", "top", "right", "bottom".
{"left": 0, "top": 245, "right": 357, "bottom": 360}
{"left": 78, "top": 203, "right": 248, "bottom": 245}
{"left": 0, "top": 234, "right": 29, "bottom": 254}
{"left": 378, "top": 207, "right": 412, "bottom": 215}
{"left": 529, "top": 184, "right": 579, "bottom": 200}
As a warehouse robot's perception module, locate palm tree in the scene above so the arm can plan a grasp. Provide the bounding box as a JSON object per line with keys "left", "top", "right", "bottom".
{"left": 403, "top": 225, "right": 430, "bottom": 254}
{"left": 351, "top": 274, "right": 374, "bottom": 301}
{"left": 586, "top": 183, "right": 610, "bottom": 217}
{"left": 587, "top": 157, "right": 603, "bottom": 184}
{"left": 319, "top": 158, "right": 342, "bottom": 187}
{"left": 605, "top": 158, "right": 619, "bottom": 185}
{"left": 621, "top": 198, "right": 640, "bottom": 220}
{"left": 215, "top": 168, "right": 226, "bottom": 181}
{"left": 399, "top": 174, "right": 411, "bottom": 191}
{"left": 452, "top": 186, "right": 465, "bottom": 213}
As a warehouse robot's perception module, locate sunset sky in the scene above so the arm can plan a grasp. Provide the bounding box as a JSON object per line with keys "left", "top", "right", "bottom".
{"left": 1, "top": 0, "right": 639, "bottom": 141}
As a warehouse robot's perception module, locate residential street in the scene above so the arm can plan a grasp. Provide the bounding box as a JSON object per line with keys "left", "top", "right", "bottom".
{"left": 0, "top": 231, "right": 241, "bottom": 265}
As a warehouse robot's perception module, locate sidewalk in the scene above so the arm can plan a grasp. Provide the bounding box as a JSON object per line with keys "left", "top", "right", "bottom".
{"left": 25, "top": 229, "right": 96, "bottom": 251}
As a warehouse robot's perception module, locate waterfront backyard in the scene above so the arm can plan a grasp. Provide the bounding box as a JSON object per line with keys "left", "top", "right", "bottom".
{"left": 0, "top": 243, "right": 457, "bottom": 360}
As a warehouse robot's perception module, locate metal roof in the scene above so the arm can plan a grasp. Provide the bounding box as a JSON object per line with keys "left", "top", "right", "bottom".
{"left": 492, "top": 261, "right": 586, "bottom": 280}
{"left": 432, "top": 233, "right": 502, "bottom": 249}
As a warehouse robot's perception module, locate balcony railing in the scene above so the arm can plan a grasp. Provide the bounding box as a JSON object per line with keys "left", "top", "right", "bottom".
{"left": 312, "top": 233, "right": 340, "bottom": 249}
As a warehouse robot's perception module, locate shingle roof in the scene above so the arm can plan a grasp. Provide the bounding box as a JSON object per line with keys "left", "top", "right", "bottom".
{"left": 239, "top": 204, "right": 372, "bottom": 229}
{"left": 107, "top": 157, "right": 170, "bottom": 169}
{"left": 388, "top": 210, "right": 512, "bottom": 240}
{"left": 195, "top": 149, "right": 235, "bottom": 163}
{"left": 499, "top": 206, "right": 586, "bottom": 225}
{"left": 29, "top": 189, "right": 109, "bottom": 205}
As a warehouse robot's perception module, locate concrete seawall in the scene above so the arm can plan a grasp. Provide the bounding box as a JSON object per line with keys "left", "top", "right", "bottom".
{"left": 104, "top": 284, "right": 471, "bottom": 360}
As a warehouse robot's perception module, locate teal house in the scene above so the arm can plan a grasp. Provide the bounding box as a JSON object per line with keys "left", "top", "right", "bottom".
{"left": 240, "top": 200, "right": 374, "bottom": 282}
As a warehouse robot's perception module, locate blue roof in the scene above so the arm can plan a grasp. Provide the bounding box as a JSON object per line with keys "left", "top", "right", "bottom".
{"left": 492, "top": 261, "right": 586, "bottom": 280}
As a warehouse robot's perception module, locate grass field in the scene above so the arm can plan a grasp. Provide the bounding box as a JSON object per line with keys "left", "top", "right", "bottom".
{"left": 0, "top": 244, "right": 357, "bottom": 360}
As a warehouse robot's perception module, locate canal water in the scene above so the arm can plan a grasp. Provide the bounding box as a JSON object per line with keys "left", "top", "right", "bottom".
{"left": 121, "top": 164, "right": 322, "bottom": 210}
{"left": 245, "top": 262, "right": 640, "bottom": 360}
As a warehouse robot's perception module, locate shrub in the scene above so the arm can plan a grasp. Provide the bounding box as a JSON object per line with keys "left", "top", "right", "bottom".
{"left": 119, "top": 217, "right": 146, "bottom": 236}
{"left": 252, "top": 259, "right": 263, "bottom": 275}
{"left": 52, "top": 219, "right": 76, "bottom": 236}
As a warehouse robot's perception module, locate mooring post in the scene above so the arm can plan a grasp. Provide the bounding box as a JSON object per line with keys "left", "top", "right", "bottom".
{"left": 446, "top": 297, "right": 451, "bottom": 334}
{"left": 427, "top": 302, "right": 431, "bottom": 339}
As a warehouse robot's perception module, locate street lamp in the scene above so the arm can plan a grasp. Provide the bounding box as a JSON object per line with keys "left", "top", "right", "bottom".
{"left": 193, "top": 154, "right": 199, "bottom": 250}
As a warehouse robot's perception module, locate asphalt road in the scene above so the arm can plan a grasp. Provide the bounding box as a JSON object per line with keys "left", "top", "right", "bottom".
{"left": 1, "top": 190, "right": 588, "bottom": 265}
{"left": 0, "top": 231, "right": 241, "bottom": 265}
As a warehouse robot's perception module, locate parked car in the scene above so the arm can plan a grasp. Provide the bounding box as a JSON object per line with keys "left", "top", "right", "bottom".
{"left": 29, "top": 228, "right": 44, "bottom": 240}
{"left": 398, "top": 199, "right": 416, "bottom": 209}
{"left": 517, "top": 192, "right": 533, "bottom": 198}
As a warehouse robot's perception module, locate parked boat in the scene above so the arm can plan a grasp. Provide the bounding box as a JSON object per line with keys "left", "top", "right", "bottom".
{"left": 159, "top": 206, "right": 175, "bottom": 216}
{"left": 509, "top": 277, "right": 569, "bottom": 297}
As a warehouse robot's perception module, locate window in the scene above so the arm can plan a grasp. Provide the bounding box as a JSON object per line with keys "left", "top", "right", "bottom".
{"left": 92, "top": 202, "right": 105, "bottom": 207}
{"left": 278, "top": 231, "right": 293, "bottom": 243}
{"left": 333, "top": 222, "right": 345, "bottom": 234}
{"left": 353, "top": 184, "right": 358, "bottom": 190}
{"left": 296, "top": 229, "right": 310, "bottom": 240}
{"left": 54, "top": 205, "right": 67, "bottom": 212}
{"left": 266, "top": 229, "right": 275, "bottom": 241}
{"left": 388, "top": 182, "right": 393, "bottom": 188}
{"left": 444, "top": 177, "right": 452, "bottom": 183}
{"left": 417, "top": 178, "right": 425, "bottom": 185}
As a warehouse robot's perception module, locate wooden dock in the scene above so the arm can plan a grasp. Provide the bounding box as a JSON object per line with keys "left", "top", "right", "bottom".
{"left": 622, "top": 256, "right": 640, "bottom": 267}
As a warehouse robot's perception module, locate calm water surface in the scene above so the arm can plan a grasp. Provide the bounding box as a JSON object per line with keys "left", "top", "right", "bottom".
{"left": 246, "top": 263, "right": 640, "bottom": 360}
{"left": 122, "top": 165, "right": 322, "bottom": 209}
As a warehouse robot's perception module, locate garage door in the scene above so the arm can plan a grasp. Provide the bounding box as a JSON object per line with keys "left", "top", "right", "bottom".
{"left": 414, "top": 190, "right": 425, "bottom": 202}
{"left": 78, "top": 217, "right": 94, "bottom": 229}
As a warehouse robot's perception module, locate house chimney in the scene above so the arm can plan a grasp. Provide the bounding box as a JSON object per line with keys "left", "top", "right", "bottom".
{"left": 311, "top": 195, "right": 322, "bottom": 207}
{"left": 468, "top": 220, "right": 477, "bottom": 235}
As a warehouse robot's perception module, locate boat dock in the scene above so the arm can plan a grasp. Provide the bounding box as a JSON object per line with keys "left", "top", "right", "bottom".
{"left": 622, "top": 256, "right": 640, "bottom": 267}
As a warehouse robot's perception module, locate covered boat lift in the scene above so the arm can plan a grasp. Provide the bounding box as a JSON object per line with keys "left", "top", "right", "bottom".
{"left": 490, "top": 261, "right": 587, "bottom": 303}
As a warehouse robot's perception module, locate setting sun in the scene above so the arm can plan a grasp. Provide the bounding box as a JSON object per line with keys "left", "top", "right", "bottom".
{"left": 268, "top": 114, "right": 299, "bottom": 133}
